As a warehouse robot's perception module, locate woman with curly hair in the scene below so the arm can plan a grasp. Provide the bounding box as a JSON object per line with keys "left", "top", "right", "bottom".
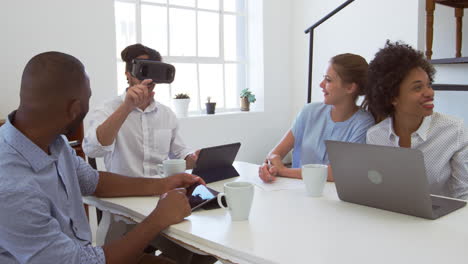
{"left": 259, "top": 53, "right": 375, "bottom": 183}
{"left": 364, "top": 41, "right": 468, "bottom": 199}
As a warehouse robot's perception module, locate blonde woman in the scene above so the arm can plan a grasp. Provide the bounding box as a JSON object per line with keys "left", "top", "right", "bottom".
{"left": 259, "top": 53, "right": 374, "bottom": 182}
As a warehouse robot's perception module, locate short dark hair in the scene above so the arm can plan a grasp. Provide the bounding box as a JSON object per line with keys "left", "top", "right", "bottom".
{"left": 20, "top": 51, "right": 87, "bottom": 100}
{"left": 121, "top": 43, "right": 162, "bottom": 72}
{"left": 363, "top": 40, "right": 436, "bottom": 122}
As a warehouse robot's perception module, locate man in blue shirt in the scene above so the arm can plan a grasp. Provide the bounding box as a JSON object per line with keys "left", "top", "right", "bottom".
{"left": 0, "top": 52, "right": 206, "bottom": 263}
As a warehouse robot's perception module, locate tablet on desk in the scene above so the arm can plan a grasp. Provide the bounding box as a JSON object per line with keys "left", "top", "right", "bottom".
{"left": 192, "top": 142, "right": 241, "bottom": 183}
{"left": 186, "top": 183, "right": 223, "bottom": 211}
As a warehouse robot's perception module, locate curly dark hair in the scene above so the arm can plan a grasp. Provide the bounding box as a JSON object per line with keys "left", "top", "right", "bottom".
{"left": 362, "top": 40, "right": 436, "bottom": 122}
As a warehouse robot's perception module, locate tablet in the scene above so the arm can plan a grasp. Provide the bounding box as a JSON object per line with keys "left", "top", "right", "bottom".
{"left": 192, "top": 142, "right": 241, "bottom": 183}
{"left": 186, "top": 183, "right": 221, "bottom": 211}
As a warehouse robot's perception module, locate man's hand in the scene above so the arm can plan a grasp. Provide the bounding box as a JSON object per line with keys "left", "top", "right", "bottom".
{"left": 102, "top": 188, "right": 188, "bottom": 264}
{"left": 123, "top": 79, "right": 154, "bottom": 110}
{"left": 151, "top": 188, "right": 191, "bottom": 228}
{"left": 185, "top": 149, "right": 200, "bottom": 169}
{"left": 163, "top": 173, "right": 206, "bottom": 192}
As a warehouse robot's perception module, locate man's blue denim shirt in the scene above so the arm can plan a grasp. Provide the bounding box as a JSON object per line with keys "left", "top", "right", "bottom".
{"left": 0, "top": 113, "right": 104, "bottom": 263}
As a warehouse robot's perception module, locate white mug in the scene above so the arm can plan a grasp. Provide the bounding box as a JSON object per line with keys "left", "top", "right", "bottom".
{"left": 156, "top": 159, "right": 186, "bottom": 177}
{"left": 301, "top": 164, "right": 328, "bottom": 197}
{"left": 217, "top": 181, "right": 254, "bottom": 221}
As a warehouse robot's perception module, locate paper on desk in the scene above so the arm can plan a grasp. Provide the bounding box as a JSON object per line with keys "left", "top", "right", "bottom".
{"left": 248, "top": 176, "right": 304, "bottom": 191}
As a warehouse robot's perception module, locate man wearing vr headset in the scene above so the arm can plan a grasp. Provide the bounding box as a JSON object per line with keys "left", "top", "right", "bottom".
{"left": 83, "top": 44, "right": 198, "bottom": 177}
{"left": 83, "top": 44, "right": 215, "bottom": 264}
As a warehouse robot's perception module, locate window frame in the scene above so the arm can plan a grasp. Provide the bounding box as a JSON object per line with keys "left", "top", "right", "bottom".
{"left": 114, "top": 0, "right": 249, "bottom": 113}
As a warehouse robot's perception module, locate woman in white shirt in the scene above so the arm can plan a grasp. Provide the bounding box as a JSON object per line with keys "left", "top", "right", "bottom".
{"left": 363, "top": 41, "right": 468, "bottom": 199}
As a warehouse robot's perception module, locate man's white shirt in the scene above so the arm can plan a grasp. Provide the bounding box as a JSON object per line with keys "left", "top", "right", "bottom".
{"left": 83, "top": 94, "right": 191, "bottom": 177}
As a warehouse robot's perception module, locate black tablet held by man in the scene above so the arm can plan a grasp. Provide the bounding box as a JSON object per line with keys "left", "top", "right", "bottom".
{"left": 192, "top": 142, "right": 241, "bottom": 183}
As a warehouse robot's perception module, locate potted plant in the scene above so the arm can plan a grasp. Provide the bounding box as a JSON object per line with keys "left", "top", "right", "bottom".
{"left": 173, "top": 93, "right": 190, "bottom": 118}
{"left": 205, "top": 96, "right": 216, "bottom": 114}
{"left": 240, "top": 88, "right": 256, "bottom": 111}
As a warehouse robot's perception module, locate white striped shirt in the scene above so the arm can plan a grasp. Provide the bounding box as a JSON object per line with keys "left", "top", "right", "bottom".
{"left": 366, "top": 112, "right": 468, "bottom": 199}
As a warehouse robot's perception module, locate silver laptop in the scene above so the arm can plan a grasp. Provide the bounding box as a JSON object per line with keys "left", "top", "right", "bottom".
{"left": 325, "top": 140, "right": 466, "bottom": 220}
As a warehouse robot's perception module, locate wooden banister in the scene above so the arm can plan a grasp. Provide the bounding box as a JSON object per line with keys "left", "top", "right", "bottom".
{"left": 426, "top": 0, "right": 468, "bottom": 60}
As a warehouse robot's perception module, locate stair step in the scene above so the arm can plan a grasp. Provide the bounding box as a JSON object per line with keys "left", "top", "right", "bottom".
{"left": 433, "top": 84, "right": 468, "bottom": 91}
{"left": 430, "top": 57, "right": 468, "bottom": 64}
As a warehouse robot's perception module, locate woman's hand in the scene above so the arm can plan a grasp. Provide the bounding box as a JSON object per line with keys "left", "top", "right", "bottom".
{"left": 258, "top": 162, "right": 276, "bottom": 183}
{"left": 266, "top": 154, "right": 286, "bottom": 175}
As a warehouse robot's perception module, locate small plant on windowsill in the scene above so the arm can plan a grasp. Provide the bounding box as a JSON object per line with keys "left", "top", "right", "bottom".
{"left": 205, "top": 96, "right": 216, "bottom": 115}
{"left": 174, "top": 93, "right": 190, "bottom": 99}
{"left": 173, "top": 93, "right": 190, "bottom": 118}
{"left": 240, "top": 88, "right": 256, "bottom": 111}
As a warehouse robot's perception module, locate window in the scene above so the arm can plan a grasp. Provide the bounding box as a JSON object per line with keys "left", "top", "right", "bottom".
{"left": 114, "top": 0, "right": 248, "bottom": 113}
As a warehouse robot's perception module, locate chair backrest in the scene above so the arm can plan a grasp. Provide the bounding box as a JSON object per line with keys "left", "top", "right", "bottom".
{"left": 64, "top": 121, "right": 97, "bottom": 169}
{"left": 65, "top": 122, "right": 86, "bottom": 159}
{"left": 88, "top": 157, "right": 97, "bottom": 170}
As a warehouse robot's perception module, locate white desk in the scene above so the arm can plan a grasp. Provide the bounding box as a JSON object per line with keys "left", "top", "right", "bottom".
{"left": 84, "top": 161, "right": 468, "bottom": 264}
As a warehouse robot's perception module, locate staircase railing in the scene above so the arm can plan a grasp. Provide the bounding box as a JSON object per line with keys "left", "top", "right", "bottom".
{"left": 304, "top": 0, "right": 355, "bottom": 103}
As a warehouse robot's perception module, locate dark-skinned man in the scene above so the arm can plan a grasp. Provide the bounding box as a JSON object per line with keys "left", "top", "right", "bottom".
{"left": 0, "top": 51, "right": 206, "bottom": 264}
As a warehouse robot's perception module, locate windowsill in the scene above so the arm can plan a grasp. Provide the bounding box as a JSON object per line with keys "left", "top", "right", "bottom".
{"left": 177, "top": 109, "right": 264, "bottom": 119}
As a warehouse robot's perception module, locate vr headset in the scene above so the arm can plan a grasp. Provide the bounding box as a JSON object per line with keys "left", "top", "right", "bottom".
{"left": 131, "top": 59, "right": 176, "bottom": 84}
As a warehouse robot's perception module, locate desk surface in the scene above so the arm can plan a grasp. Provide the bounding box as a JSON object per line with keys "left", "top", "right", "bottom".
{"left": 85, "top": 162, "right": 468, "bottom": 264}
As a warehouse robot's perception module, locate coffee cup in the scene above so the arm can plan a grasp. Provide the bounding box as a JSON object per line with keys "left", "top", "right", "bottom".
{"left": 302, "top": 164, "right": 328, "bottom": 197}
{"left": 217, "top": 181, "right": 254, "bottom": 221}
{"left": 156, "top": 159, "right": 186, "bottom": 177}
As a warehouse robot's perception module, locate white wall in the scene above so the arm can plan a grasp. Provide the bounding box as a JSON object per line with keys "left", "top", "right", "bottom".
{"left": 0, "top": 0, "right": 118, "bottom": 116}
{"left": 0, "top": 0, "right": 292, "bottom": 164}
{"left": 289, "top": 0, "right": 468, "bottom": 123}
{"left": 290, "top": 0, "right": 421, "bottom": 120}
